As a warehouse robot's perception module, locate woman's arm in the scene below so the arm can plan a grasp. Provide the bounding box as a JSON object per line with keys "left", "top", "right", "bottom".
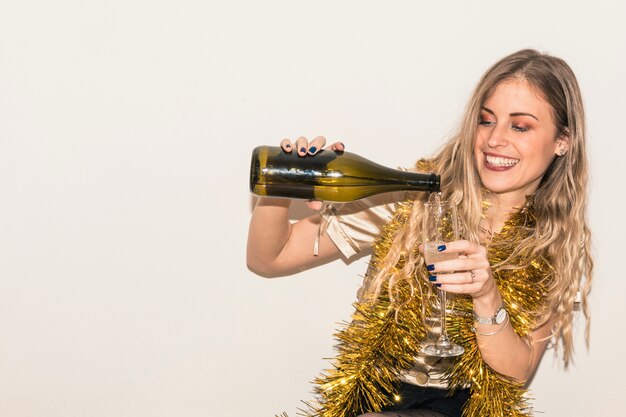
{"left": 246, "top": 137, "right": 344, "bottom": 276}
{"left": 472, "top": 289, "right": 552, "bottom": 383}
{"left": 246, "top": 197, "right": 341, "bottom": 276}
{"left": 247, "top": 137, "right": 404, "bottom": 278}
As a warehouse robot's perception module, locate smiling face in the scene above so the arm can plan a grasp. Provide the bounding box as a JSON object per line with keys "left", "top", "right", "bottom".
{"left": 473, "top": 79, "right": 568, "bottom": 206}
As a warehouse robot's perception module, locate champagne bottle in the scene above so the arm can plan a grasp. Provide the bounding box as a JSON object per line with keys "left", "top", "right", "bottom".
{"left": 249, "top": 145, "right": 440, "bottom": 202}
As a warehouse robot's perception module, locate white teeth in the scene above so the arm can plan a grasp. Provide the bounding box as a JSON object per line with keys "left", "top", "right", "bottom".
{"left": 485, "top": 155, "right": 519, "bottom": 167}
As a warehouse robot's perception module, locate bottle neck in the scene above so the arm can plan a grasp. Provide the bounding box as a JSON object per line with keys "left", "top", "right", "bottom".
{"left": 404, "top": 172, "right": 440, "bottom": 193}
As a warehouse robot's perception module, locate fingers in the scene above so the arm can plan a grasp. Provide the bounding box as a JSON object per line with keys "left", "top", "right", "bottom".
{"left": 427, "top": 270, "right": 488, "bottom": 295}
{"left": 295, "top": 137, "right": 309, "bottom": 156}
{"left": 307, "top": 136, "right": 327, "bottom": 155}
{"left": 437, "top": 240, "right": 484, "bottom": 255}
{"left": 422, "top": 240, "right": 488, "bottom": 273}
{"left": 306, "top": 200, "right": 324, "bottom": 210}
{"left": 429, "top": 270, "right": 476, "bottom": 285}
{"left": 429, "top": 267, "right": 487, "bottom": 284}
{"left": 280, "top": 138, "right": 293, "bottom": 153}
{"left": 435, "top": 282, "right": 483, "bottom": 295}
{"left": 279, "top": 136, "right": 342, "bottom": 156}
{"left": 327, "top": 141, "right": 345, "bottom": 151}
{"left": 427, "top": 257, "right": 489, "bottom": 275}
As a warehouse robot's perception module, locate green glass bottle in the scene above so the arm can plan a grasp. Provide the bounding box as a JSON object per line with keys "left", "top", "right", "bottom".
{"left": 249, "top": 146, "right": 440, "bottom": 202}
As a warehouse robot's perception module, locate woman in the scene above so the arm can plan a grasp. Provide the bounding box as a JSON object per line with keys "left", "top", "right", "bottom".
{"left": 247, "top": 49, "right": 592, "bottom": 417}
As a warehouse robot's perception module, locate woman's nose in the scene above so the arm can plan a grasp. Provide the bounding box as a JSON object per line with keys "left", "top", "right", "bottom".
{"left": 487, "top": 124, "right": 509, "bottom": 148}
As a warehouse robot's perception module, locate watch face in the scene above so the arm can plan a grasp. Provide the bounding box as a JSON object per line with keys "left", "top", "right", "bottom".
{"left": 496, "top": 308, "right": 507, "bottom": 324}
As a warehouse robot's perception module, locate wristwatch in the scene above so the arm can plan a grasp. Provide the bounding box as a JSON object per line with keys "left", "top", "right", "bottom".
{"left": 473, "top": 306, "right": 508, "bottom": 325}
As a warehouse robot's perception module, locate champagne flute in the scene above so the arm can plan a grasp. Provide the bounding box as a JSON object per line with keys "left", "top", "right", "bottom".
{"left": 421, "top": 199, "right": 464, "bottom": 357}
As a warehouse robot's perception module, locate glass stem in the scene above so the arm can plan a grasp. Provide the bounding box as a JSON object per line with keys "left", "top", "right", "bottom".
{"left": 438, "top": 288, "right": 449, "bottom": 342}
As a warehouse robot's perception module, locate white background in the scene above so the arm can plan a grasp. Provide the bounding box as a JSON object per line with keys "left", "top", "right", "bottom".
{"left": 1, "top": 1, "right": 625, "bottom": 416}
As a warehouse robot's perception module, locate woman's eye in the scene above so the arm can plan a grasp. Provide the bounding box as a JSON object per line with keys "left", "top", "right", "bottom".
{"left": 511, "top": 124, "right": 529, "bottom": 132}
{"left": 479, "top": 119, "right": 494, "bottom": 126}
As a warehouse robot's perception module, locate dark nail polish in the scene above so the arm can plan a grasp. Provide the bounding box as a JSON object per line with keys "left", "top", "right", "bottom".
{"left": 437, "top": 244, "right": 446, "bottom": 252}
{"left": 309, "top": 146, "right": 317, "bottom": 153}
{"left": 285, "top": 144, "right": 292, "bottom": 149}
{"left": 427, "top": 264, "right": 435, "bottom": 271}
{"left": 436, "top": 284, "right": 442, "bottom": 288}
{"left": 428, "top": 275, "right": 437, "bottom": 282}
{"left": 300, "top": 147, "right": 306, "bottom": 154}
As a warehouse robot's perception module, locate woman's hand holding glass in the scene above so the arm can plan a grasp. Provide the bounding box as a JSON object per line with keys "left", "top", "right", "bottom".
{"left": 421, "top": 240, "right": 498, "bottom": 302}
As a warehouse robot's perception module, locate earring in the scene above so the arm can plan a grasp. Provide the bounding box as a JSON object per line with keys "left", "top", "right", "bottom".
{"left": 558, "top": 148, "right": 567, "bottom": 157}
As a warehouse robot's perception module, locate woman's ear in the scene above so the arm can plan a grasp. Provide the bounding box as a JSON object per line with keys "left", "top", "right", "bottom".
{"left": 555, "top": 128, "right": 570, "bottom": 157}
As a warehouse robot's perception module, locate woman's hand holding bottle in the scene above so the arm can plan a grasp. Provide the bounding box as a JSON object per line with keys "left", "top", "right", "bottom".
{"left": 277, "top": 136, "right": 345, "bottom": 210}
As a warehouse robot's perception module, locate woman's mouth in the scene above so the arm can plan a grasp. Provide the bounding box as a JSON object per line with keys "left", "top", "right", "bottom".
{"left": 484, "top": 154, "right": 520, "bottom": 171}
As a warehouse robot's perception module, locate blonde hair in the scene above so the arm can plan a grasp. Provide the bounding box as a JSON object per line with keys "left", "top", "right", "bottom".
{"left": 362, "top": 49, "right": 592, "bottom": 365}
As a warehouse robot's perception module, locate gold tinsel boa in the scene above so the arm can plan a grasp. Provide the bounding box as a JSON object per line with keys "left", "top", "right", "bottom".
{"left": 299, "top": 199, "right": 552, "bottom": 417}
